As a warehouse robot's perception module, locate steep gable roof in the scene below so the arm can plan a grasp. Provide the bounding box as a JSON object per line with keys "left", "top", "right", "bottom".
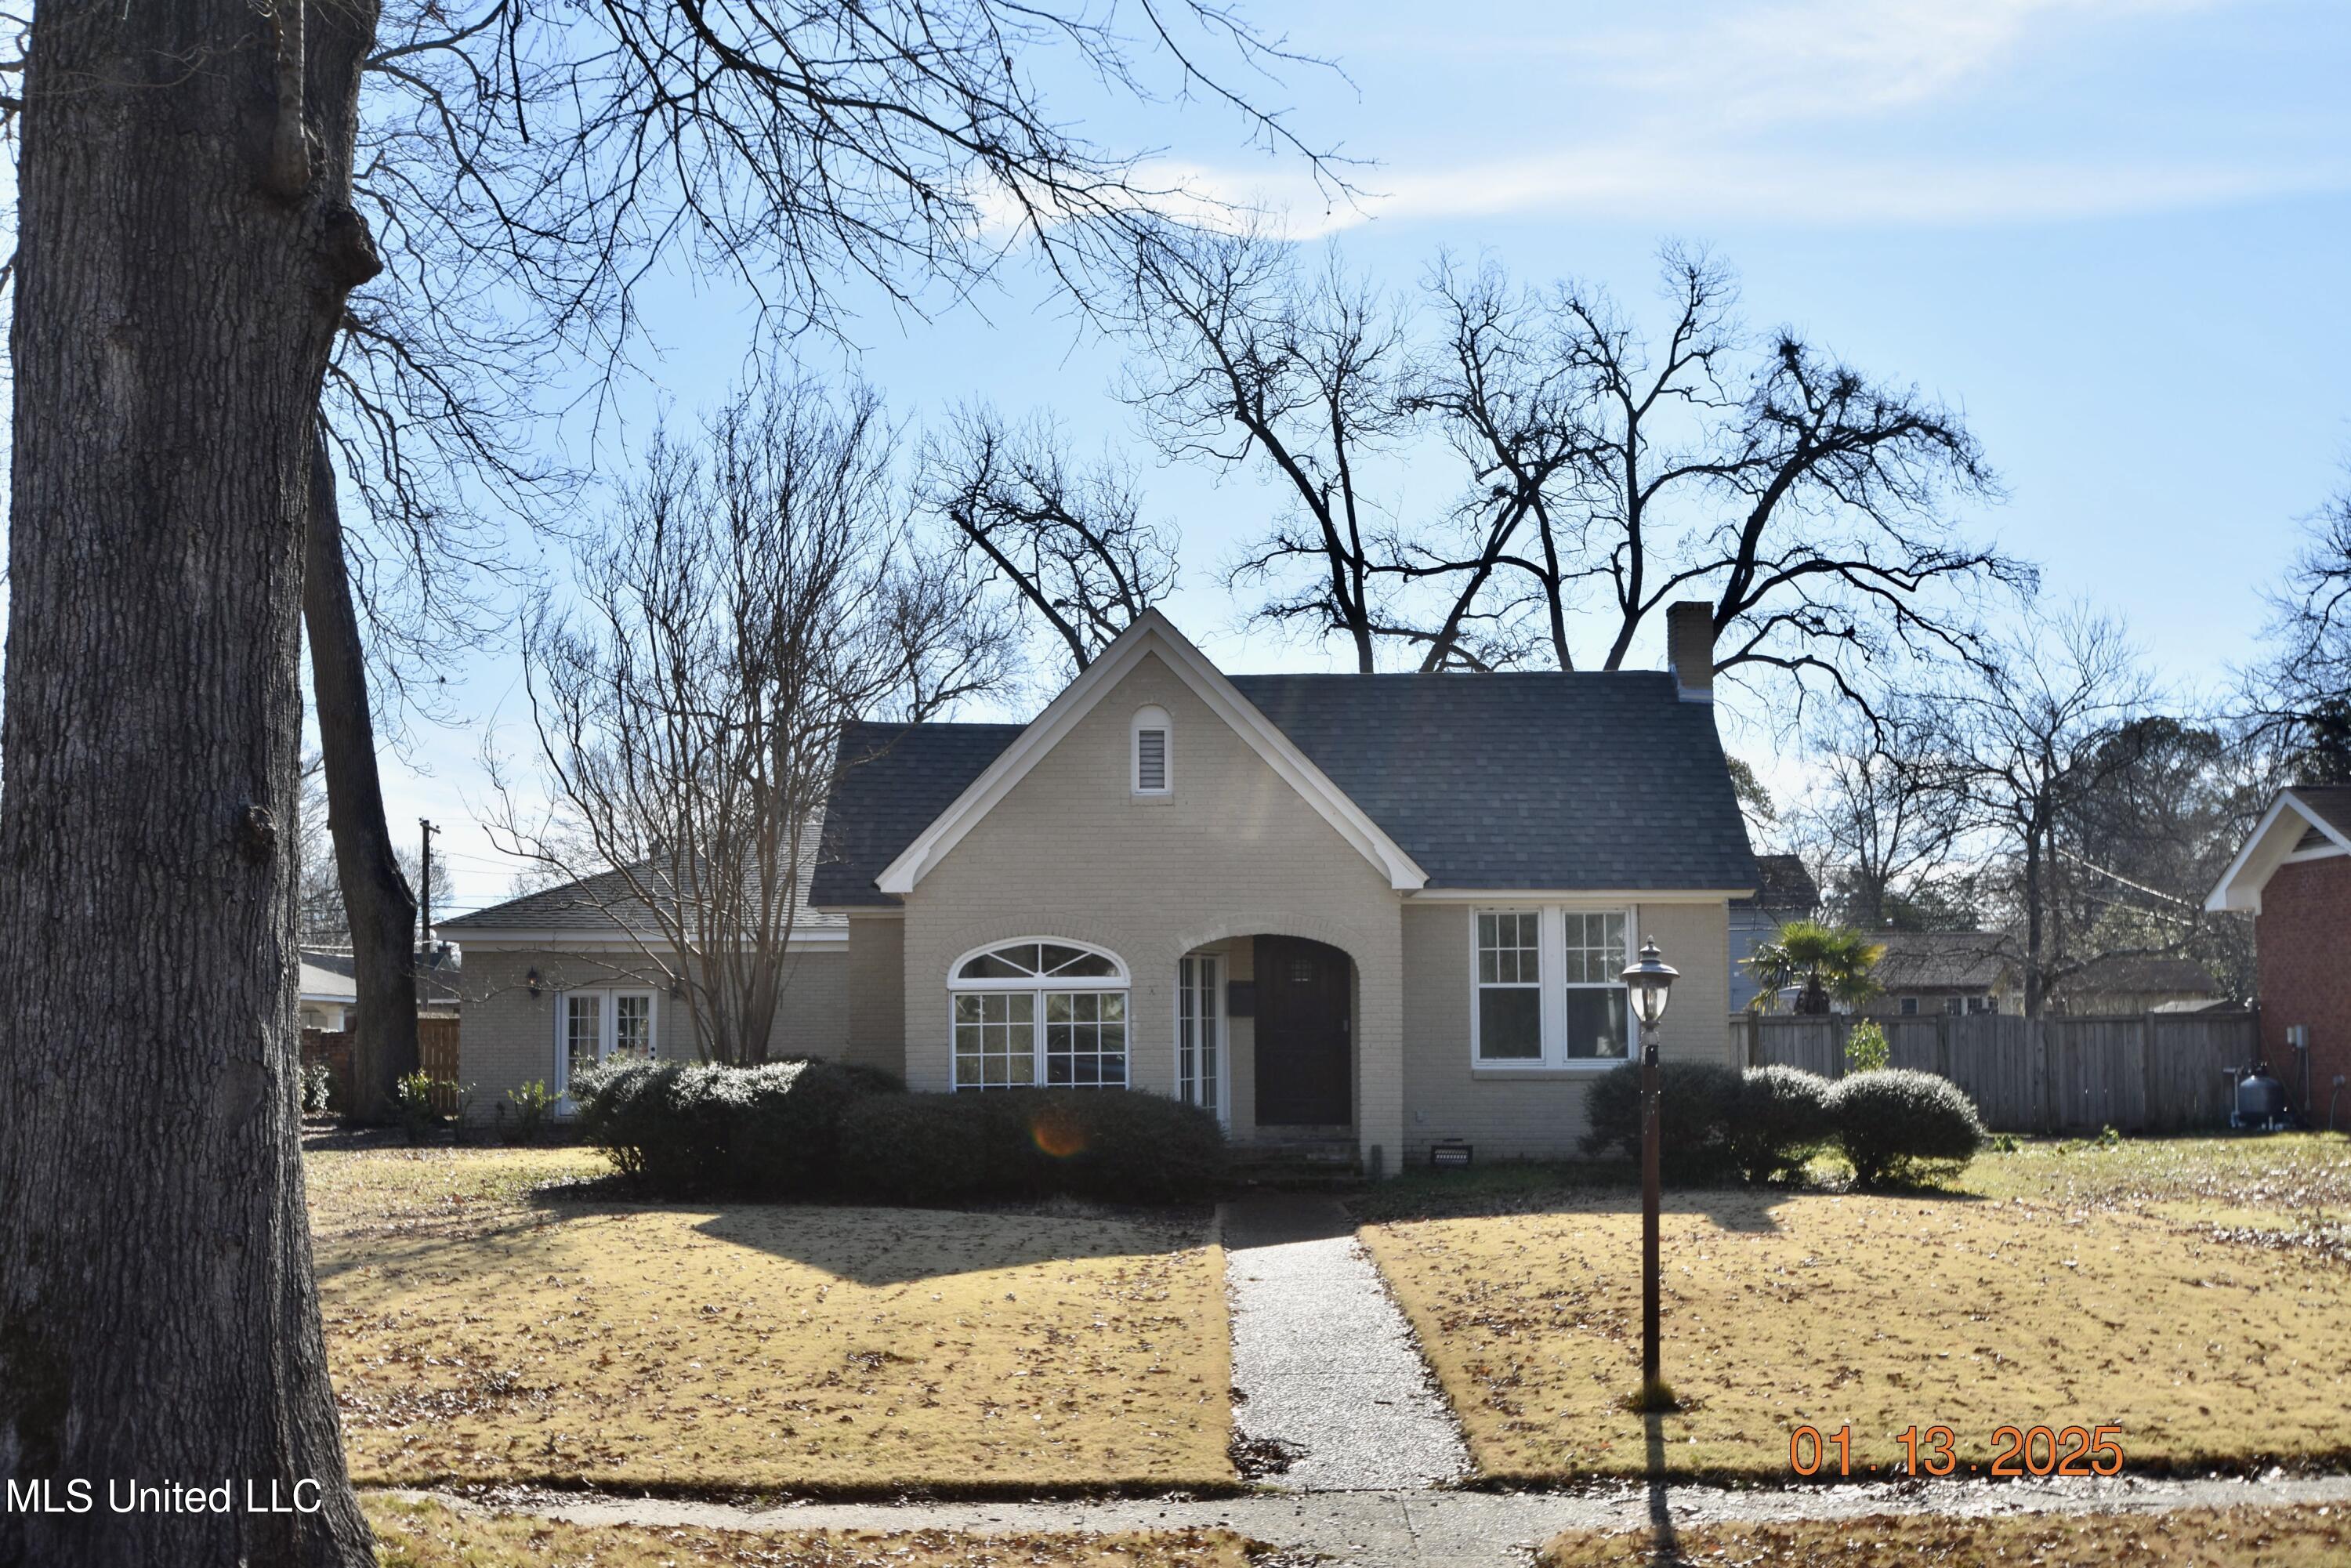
{"left": 813, "top": 619, "right": 1760, "bottom": 907}
{"left": 2205, "top": 785, "right": 2351, "bottom": 913}
{"left": 870, "top": 613, "right": 1429, "bottom": 896}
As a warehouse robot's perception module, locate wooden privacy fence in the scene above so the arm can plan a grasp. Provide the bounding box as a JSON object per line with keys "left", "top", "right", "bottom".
{"left": 301, "top": 1019, "right": 465, "bottom": 1116}
{"left": 1733, "top": 1010, "right": 2261, "bottom": 1134}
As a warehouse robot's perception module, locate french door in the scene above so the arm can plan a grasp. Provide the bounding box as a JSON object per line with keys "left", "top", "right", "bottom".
{"left": 556, "top": 987, "right": 658, "bottom": 1099}
{"left": 1177, "top": 952, "right": 1224, "bottom": 1121}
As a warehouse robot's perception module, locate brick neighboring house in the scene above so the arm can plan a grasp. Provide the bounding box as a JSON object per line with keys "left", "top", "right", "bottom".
{"left": 445, "top": 607, "right": 1763, "bottom": 1168}
{"left": 2208, "top": 784, "right": 2351, "bottom": 1125}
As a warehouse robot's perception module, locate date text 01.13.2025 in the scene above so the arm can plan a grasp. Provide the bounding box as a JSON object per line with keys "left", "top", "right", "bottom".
{"left": 1788, "top": 1424, "right": 2126, "bottom": 1477}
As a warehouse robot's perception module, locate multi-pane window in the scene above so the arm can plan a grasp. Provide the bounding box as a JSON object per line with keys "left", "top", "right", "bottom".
{"left": 1045, "top": 991, "right": 1127, "bottom": 1085}
{"left": 614, "top": 994, "right": 654, "bottom": 1063}
{"left": 1473, "top": 907, "right": 1633, "bottom": 1066}
{"left": 951, "top": 940, "right": 1127, "bottom": 1091}
{"left": 1475, "top": 911, "right": 1543, "bottom": 1060}
{"left": 954, "top": 991, "right": 1036, "bottom": 1087}
{"left": 1178, "top": 953, "right": 1221, "bottom": 1112}
{"left": 563, "top": 994, "right": 602, "bottom": 1089}
{"left": 1561, "top": 911, "right": 1628, "bottom": 1059}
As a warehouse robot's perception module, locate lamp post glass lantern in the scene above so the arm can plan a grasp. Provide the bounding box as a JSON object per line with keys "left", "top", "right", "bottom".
{"left": 1621, "top": 937, "right": 1677, "bottom": 1407}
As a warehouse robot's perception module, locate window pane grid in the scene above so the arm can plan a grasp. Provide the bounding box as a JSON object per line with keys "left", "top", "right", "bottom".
{"left": 1476, "top": 911, "right": 1543, "bottom": 1060}
{"left": 954, "top": 990, "right": 1036, "bottom": 1088}
{"left": 1044, "top": 990, "right": 1125, "bottom": 1086}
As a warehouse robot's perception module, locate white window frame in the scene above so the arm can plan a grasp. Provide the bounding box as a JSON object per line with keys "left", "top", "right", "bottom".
{"left": 947, "top": 938, "right": 1131, "bottom": 1092}
{"left": 1176, "top": 950, "right": 1227, "bottom": 1123}
{"left": 1468, "top": 904, "right": 1637, "bottom": 1070}
{"left": 552, "top": 987, "right": 661, "bottom": 1100}
{"left": 1131, "top": 705, "right": 1172, "bottom": 796}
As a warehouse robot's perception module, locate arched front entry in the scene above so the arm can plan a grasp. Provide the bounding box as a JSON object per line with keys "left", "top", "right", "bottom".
{"left": 1252, "top": 935, "right": 1353, "bottom": 1127}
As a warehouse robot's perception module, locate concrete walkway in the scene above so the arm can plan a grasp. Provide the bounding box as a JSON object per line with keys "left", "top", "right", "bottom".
{"left": 1221, "top": 1193, "right": 1469, "bottom": 1491}
{"left": 445, "top": 1472, "right": 2351, "bottom": 1568}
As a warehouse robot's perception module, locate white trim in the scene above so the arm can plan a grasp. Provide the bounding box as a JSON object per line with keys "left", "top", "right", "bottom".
{"left": 2206, "top": 790, "right": 2351, "bottom": 913}
{"left": 875, "top": 610, "right": 1429, "bottom": 894}
{"left": 1408, "top": 887, "right": 1748, "bottom": 904}
{"left": 1132, "top": 704, "right": 1173, "bottom": 796}
{"left": 947, "top": 936, "right": 1130, "bottom": 988}
{"left": 1175, "top": 948, "right": 1230, "bottom": 1126}
{"left": 1469, "top": 901, "right": 1636, "bottom": 1070}
{"left": 451, "top": 929, "right": 846, "bottom": 951}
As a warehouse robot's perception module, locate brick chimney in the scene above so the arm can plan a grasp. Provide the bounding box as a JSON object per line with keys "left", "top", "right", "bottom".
{"left": 1666, "top": 601, "right": 1715, "bottom": 701}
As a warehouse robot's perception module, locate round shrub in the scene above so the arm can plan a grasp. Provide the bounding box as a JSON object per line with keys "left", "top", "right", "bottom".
{"left": 1730, "top": 1065, "right": 1833, "bottom": 1183}
{"left": 1581, "top": 1059, "right": 1744, "bottom": 1179}
{"left": 1825, "top": 1068, "right": 1986, "bottom": 1187}
{"left": 727, "top": 1058, "right": 904, "bottom": 1197}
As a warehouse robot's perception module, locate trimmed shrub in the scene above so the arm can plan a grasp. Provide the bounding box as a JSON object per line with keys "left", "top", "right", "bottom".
{"left": 838, "top": 1088, "right": 1228, "bottom": 1206}
{"left": 1581, "top": 1060, "right": 1744, "bottom": 1179}
{"left": 571, "top": 1058, "right": 901, "bottom": 1196}
{"left": 1844, "top": 1020, "right": 1892, "bottom": 1074}
{"left": 1730, "top": 1065, "right": 1834, "bottom": 1183}
{"left": 836, "top": 1094, "right": 994, "bottom": 1205}
{"left": 1826, "top": 1068, "right": 1986, "bottom": 1187}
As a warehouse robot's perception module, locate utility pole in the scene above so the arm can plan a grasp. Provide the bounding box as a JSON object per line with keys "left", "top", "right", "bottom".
{"left": 418, "top": 818, "right": 437, "bottom": 954}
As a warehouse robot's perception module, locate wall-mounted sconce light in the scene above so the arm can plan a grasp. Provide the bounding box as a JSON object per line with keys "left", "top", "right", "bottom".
{"left": 525, "top": 967, "right": 542, "bottom": 1000}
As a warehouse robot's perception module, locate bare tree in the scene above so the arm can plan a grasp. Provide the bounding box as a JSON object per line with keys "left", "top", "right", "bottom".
{"left": 1791, "top": 708, "right": 1973, "bottom": 932}
{"left": 2249, "top": 466, "right": 2351, "bottom": 784}
{"left": 0, "top": 2, "right": 1334, "bottom": 1559}
{"left": 491, "top": 380, "right": 1007, "bottom": 1064}
{"left": 1406, "top": 249, "right": 2027, "bottom": 704}
{"left": 920, "top": 404, "right": 1177, "bottom": 675}
{"left": 1125, "top": 228, "right": 1414, "bottom": 669}
{"left": 1925, "top": 608, "right": 2164, "bottom": 1016}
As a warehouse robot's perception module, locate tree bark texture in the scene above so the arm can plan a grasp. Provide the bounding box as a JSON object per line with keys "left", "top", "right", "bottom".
{"left": 303, "top": 431, "right": 421, "bottom": 1123}
{"left": 0, "top": 0, "right": 382, "bottom": 1563}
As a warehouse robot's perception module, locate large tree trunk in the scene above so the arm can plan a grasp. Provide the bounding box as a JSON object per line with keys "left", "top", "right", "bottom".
{"left": 304, "top": 431, "right": 421, "bottom": 1123}
{"left": 0, "top": 0, "right": 381, "bottom": 1563}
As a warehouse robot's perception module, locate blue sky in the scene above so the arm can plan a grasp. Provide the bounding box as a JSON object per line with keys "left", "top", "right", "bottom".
{"left": 399, "top": 0, "right": 2351, "bottom": 914}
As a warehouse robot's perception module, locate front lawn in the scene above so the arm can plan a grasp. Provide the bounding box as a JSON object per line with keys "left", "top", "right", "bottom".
{"left": 1538, "top": 1505, "right": 2350, "bottom": 1566}
{"left": 310, "top": 1148, "right": 1230, "bottom": 1493}
{"left": 368, "top": 1496, "right": 1255, "bottom": 1567}
{"left": 1357, "top": 1135, "right": 2351, "bottom": 1483}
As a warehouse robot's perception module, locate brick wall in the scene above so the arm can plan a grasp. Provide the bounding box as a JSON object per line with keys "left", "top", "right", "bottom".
{"left": 1401, "top": 900, "right": 1732, "bottom": 1161}
{"left": 456, "top": 943, "right": 848, "bottom": 1119}
{"left": 2255, "top": 855, "right": 2351, "bottom": 1121}
{"left": 898, "top": 650, "right": 1407, "bottom": 1168}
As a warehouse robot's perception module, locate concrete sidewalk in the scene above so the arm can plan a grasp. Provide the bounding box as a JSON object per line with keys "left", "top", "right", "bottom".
{"left": 1222, "top": 1193, "right": 1469, "bottom": 1492}
{"left": 415, "top": 1472, "right": 2351, "bottom": 1568}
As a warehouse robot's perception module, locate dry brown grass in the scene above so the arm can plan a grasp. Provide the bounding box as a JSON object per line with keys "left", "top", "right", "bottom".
{"left": 366, "top": 1495, "right": 1257, "bottom": 1567}
{"left": 1538, "top": 1504, "right": 2351, "bottom": 1566}
{"left": 309, "top": 1149, "right": 1230, "bottom": 1492}
{"left": 1360, "top": 1136, "right": 2351, "bottom": 1482}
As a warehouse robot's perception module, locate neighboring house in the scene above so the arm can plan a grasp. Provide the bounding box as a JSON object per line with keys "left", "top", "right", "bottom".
{"left": 1726, "top": 854, "right": 1822, "bottom": 1012}
{"left": 446, "top": 607, "right": 1761, "bottom": 1168}
{"left": 442, "top": 861, "right": 849, "bottom": 1102}
{"left": 298, "top": 947, "right": 463, "bottom": 1031}
{"left": 2047, "top": 954, "right": 2219, "bottom": 1016}
{"left": 2207, "top": 784, "right": 2351, "bottom": 1121}
{"left": 1864, "top": 931, "right": 2017, "bottom": 1017}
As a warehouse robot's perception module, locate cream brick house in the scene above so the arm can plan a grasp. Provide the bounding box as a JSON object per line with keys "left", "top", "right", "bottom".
{"left": 447, "top": 607, "right": 1759, "bottom": 1168}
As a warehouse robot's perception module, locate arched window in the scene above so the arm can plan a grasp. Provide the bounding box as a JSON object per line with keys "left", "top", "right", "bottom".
{"left": 1132, "top": 705, "right": 1172, "bottom": 795}
{"left": 949, "top": 940, "right": 1128, "bottom": 1091}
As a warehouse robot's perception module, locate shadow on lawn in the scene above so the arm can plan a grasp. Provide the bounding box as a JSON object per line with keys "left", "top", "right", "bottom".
{"left": 688, "top": 1200, "right": 1207, "bottom": 1285}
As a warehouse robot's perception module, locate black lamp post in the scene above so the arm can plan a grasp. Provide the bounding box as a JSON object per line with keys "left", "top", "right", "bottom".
{"left": 1621, "top": 936, "right": 1678, "bottom": 1400}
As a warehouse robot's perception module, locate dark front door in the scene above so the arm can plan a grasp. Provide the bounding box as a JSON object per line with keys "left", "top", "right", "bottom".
{"left": 1254, "top": 936, "right": 1352, "bottom": 1126}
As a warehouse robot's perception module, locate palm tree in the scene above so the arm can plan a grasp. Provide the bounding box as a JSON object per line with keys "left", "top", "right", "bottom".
{"left": 1744, "top": 919, "right": 1886, "bottom": 1015}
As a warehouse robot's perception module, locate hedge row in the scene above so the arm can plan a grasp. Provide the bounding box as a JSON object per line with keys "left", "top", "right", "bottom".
{"left": 572, "top": 1059, "right": 1225, "bottom": 1204}
{"left": 1582, "top": 1061, "right": 1983, "bottom": 1186}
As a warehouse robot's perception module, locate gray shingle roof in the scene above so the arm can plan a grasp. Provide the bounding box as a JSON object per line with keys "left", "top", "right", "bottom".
{"left": 2290, "top": 785, "right": 2351, "bottom": 839}
{"left": 811, "top": 672, "right": 1759, "bottom": 904}
{"left": 1872, "top": 931, "right": 2016, "bottom": 991}
{"left": 810, "top": 723, "right": 1027, "bottom": 907}
{"left": 442, "top": 852, "right": 845, "bottom": 936}
{"left": 1735, "top": 853, "right": 1821, "bottom": 912}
